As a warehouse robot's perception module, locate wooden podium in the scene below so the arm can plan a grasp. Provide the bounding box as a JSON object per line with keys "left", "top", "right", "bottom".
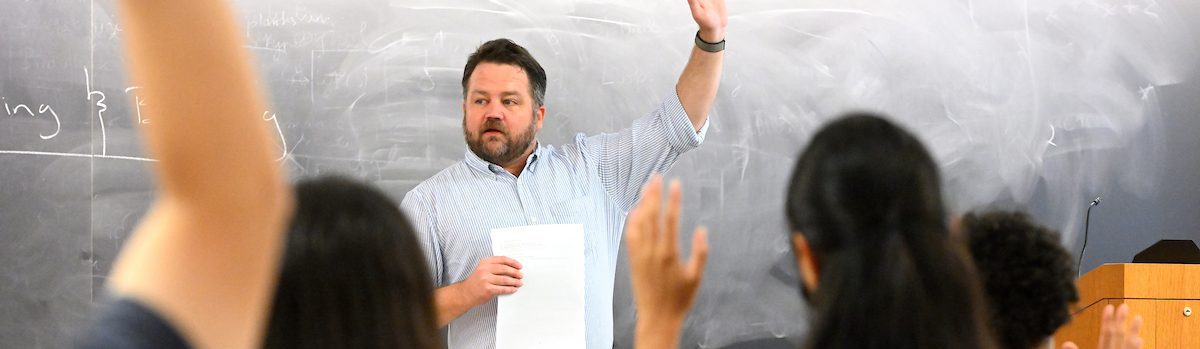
{"left": 1053, "top": 264, "right": 1200, "bottom": 348}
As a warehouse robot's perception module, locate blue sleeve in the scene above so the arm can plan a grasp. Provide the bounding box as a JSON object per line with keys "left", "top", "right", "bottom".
{"left": 577, "top": 91, "right": 709, "bottom": 211}
{"left": 400, "top": 188, "right": 445, "bottom": 287}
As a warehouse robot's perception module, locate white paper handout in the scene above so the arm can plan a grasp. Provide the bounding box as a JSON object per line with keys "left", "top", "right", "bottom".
{"left": 490, "top": 224, "right": 585, "bottom": 349}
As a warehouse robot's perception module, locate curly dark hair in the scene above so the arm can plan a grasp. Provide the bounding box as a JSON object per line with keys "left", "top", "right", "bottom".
{"left": 962, "top": 211, "right": 1079, "bottom": 349}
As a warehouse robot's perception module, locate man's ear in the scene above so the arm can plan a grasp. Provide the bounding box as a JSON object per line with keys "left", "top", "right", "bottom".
{"left": 535, "top": 105, "right": 546, "bottom": 129}
{"left": 792, "top": 233, "right": 820, "bottom": 293}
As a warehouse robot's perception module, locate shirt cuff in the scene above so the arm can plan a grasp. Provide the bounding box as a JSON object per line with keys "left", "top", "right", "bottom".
{"left": 662, "top": 91, "right": 709, "bottom": 151}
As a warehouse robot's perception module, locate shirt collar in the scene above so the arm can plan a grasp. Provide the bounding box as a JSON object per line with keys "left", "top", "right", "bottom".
{"left": 463, "top": 141, "right": 544, "bottom": 177}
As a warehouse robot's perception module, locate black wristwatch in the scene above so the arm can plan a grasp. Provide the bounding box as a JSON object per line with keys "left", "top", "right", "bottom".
{"left": 694, "top": 30, "right": 725, "bottom": 53}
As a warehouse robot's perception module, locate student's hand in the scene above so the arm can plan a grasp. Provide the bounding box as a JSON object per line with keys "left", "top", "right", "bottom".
{"left": 1061, "top": 304, "right": 1144, "bottom": 349}
{"left": 460, "top": 256, "right": 524, "bottom": 305}
{"left": 687, "top": 0, "right": 728, "bottom": 43}
{"left": 627, "top": 176, "right": 709, "bottom": 348}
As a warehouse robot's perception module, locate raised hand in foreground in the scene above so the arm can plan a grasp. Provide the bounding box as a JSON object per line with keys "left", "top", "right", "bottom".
{"left": 627, "top": 175, "right": 709, "bottom": 349}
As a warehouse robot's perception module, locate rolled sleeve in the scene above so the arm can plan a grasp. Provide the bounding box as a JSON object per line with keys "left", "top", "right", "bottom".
{"left": 658, "top": 92, "right": 710, "bottom": 152}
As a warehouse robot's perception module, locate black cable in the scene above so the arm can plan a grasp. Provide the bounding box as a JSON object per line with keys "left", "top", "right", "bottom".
{"left": 1077, "top": 197, "right": 1101, "bottom": 278}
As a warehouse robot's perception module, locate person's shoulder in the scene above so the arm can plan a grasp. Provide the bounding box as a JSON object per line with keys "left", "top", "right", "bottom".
{"left": 406, "top": 161, "right": 472, "bottom": 199}
{"left": 541, "top": 140, "right": 594, "bottom": 171}
{"left": 77, "top": 298, "right": 191, "bottom": 349}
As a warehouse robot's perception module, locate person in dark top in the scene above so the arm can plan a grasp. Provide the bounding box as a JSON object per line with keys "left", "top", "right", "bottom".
{"left": 626, "top": 114, "right": 1001, "bottom": 349}
{"left": 77, "top": 0, "right": 292, "bottom": 348}
{"left": 958, "top": 211, "right": 1144, "bottom": 349}
{"left": 79, "top": 300, "right": 190, "bottom": 349}
{"left": 960, "top": 211, "right": 1079, "bottom": 349}
{"left": 263, "top": 176, "right": 440, "bottom": 349}
{"left": 78, "top": 0, "right": 444, "bottom": 348}
{"left": 623, "top": 115, "right": 1146, "bottom": 349}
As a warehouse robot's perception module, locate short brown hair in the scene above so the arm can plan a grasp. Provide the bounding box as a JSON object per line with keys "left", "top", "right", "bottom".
{"left": 461, "top": 39, "right": 547, "bottom": 107}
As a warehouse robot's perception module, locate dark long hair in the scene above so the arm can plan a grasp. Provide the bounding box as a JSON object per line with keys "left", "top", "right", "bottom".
{"left": 264, "top": 176, "right": 440, "bottom": 349}
{"left": 785, "top": 114, "right": 997, "bottom": 349}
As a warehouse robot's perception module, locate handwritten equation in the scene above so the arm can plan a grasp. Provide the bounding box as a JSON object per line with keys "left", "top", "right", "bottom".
{"left": 0, "top": 67, "right": 291, "bottom": 163}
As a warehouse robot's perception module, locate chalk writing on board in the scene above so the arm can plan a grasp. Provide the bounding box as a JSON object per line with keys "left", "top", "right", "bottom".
{"left": 84, "top": 67, "right": 109, "bottom": 156}
{"left": 262, "top": 110, "right": 291, "bottom": 161}
{"left": 2, "top": 96, "right": 61, "bottom": 140}
{"left": 1139, "top": 85, "right": 1155, "bottom": 101}
{"left": 124, "top": 87, "right": 150, "bottom": 125}
{"left": 0, "top": 150, "right": 156, "bottom": 162}
{"left": 1, "top": 69, "right": 291, "bottom": 164}
{"left": 245, "top": 9, "right": 332, "bottom": 29}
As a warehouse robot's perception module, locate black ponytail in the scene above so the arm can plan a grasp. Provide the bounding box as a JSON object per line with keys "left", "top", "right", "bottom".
{"left": 786, "top": 114, "right": 996, "bottom": 349}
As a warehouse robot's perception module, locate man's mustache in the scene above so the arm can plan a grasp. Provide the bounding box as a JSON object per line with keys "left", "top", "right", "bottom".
{"left": 479, "top": 120, "right": 508, "bottom": 135}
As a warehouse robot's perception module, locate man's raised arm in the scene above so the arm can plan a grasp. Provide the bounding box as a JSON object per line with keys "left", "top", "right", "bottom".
{"left": 676, "top": 0, "right": 727, "bottom": 132}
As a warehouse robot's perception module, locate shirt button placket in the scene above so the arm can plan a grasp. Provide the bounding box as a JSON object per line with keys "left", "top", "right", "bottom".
{"left": 517, "top": 179, "right": 537, "bottom": 225}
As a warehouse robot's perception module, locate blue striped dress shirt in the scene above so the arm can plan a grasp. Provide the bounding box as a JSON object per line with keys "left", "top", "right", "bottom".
{"left": 400, "top": 92, "right": 708, "bottom": 349}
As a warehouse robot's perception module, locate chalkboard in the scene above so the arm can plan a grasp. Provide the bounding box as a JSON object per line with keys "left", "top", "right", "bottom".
{"left": 3, "top": 0, "right": 1199, "bottom": 348}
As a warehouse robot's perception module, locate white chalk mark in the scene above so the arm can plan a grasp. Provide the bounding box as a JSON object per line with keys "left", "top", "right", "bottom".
{"left": 9, "top": 103, "right": 34, "bottom": 116}
{"left": 1047, "top": 124, "right": 1058, "bottom": 146}
{"left": 399, "top": 6, "right": 516, "bottom": 17}
{"left": 346, "top": 93, "right": 367, "bottom": 159}
{"left": 262, "top": 111, "right": 290, "bottom": 162}
{"left": 283, "top": 134, "right": 304, "bottom": 167}
{"left": 1, "top": 99, "right": 63, "bottom": 139}
{"left": 780, "top": 23, "right": 834, "bottom": 41}
{"left": 366, "top": 31, "right": 413, "bottom": 54}
{"left": 736, "top": 8, "right": 896, "bottom": 22}
{"left": 310, "top": 51, "right": 316, "bottom": 105}
{"left": 37, "top": 104, "right": 61, "bottom": 140}
{"left": 564, "top": 15, "right": 640, "bottom": 28}
{"left": 310, "top": 49, "right": 368, "bottom": 53}
{"left": 347, "top": 93, "right": 367, "bottom": 110}
{"left": 244, "top": 45, "right": 286, "bottom": 53}
{"left": 514, "top": 27, "right": 602, "bottom": 41}
{"left": 967, "top": 0, "right": 980, "bottom": 29}
{"left": 125, "top": 87, "right": 149, "bottom": 124}
{"left": 89, "top": 0, "right": 96, "bottom": 305}
{"left": 1139, "top": 85, "right": 1155, "bottom": 100}
{"left": 0, "top": 150, "right": 156, "bottom": 162}
{"left": 1124, "top": 1, "right": 1139, "bottom": 14}
{"left": 84, "top": 67, "right": 108, "bottom": 155}
{"left": 1142, "top": 0, "right": 1161, "bottom": 19}
{"left": 810, "top": 59, "right": 835, "bottom": 78}
{"left": 1023, "top": 0, "right": 1040, "bottom": 121}
{"left": 942, "top": 94, "right": 974, "bottom": 144}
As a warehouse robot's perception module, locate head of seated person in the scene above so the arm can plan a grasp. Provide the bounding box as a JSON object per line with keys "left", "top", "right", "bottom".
{"left": 264, "top": 175, "right": 440, "bottom": 349}
{"left": 959, "top": 210, "right": 1079, "bottom": 349}
{"left": 784, "top": 113, "right": 998, "bottom": 349}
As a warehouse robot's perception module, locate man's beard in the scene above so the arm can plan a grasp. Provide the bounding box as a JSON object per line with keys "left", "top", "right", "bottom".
{"left": 464, "top": 117, "right": 538, "bottom": 166}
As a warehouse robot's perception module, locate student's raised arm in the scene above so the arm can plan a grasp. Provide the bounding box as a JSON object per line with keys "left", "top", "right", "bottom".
{"left": 103, "top": 1, "right": 291, "bottom": 348}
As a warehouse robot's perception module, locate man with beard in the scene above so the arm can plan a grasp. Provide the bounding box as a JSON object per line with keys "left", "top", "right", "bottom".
{"left": 399, "top": 1, "right": 726, "bottom": 347}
